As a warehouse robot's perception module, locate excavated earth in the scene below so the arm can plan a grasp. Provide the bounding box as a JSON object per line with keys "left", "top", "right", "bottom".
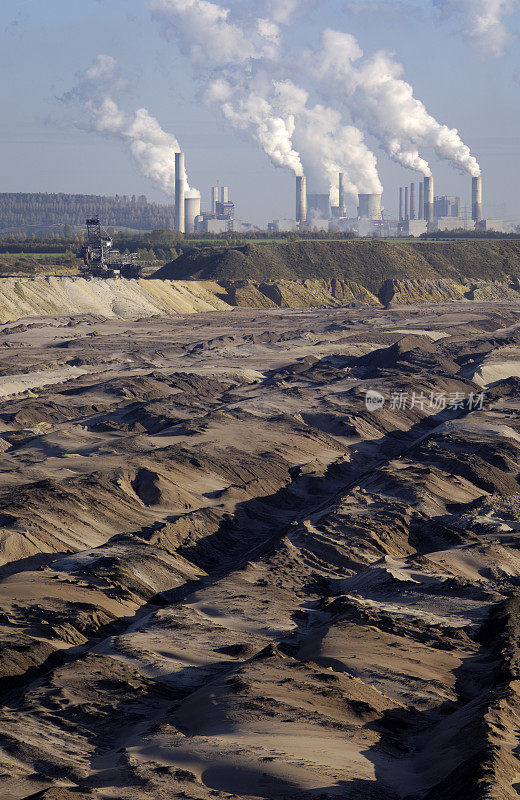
{"left": 2, "top": 301, "right": 520, "bottom": 799}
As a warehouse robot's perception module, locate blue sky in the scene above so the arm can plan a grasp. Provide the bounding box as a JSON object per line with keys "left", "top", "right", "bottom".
{"left": 1, "top": 0, "right": 519, "bottom": 226}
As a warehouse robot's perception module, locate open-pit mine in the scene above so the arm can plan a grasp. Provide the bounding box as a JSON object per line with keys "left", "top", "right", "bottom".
{"left": 2, "top": 286, "right": 520, "bottom": 800}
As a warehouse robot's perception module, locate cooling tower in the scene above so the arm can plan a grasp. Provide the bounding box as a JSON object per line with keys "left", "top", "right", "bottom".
{"left": 358, "top": 193, "right": 382, "bottom": 220}
{"left": 424, "top": 176, "right": 434, "bottom": 223}
{"left": 174, "top": 152, "right": 185, "bottom": 234}
{"left": 410, "top": 183, "right": 416, "bottom": 220}
{"left": 296, "top": 176, "right": 307, "bottom": 223}
{"left": 339, "top": 173, "right": 346, "bottom": 216}
{"left": 185, "top": 196, "right": 201, "bottom": 234}
{"left": 399, "top": 188, "right": 403, "bottom": 222}
{"left": 418, "top": 182, "right": 424, "bottom": 220}
{"left": 472, "top": 176, "right": 483, "bottom": 222}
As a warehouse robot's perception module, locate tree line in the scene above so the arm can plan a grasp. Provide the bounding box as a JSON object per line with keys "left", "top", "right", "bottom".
{"left": 0, "top": 193, "right": 174, "bottom": 233}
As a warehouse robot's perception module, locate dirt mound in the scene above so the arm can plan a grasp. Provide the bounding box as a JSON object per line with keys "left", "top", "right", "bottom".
{"left": 380, "top": 278, "right": 466, "bottom": 306}
{"left": 155, "top": 240, "right": 520, "bottom": 293}
{"left": 356, "top": 334, "right": 459, "bottom": 376}
{"left": 23, "top": 791, "right": 97, "bottom": 800}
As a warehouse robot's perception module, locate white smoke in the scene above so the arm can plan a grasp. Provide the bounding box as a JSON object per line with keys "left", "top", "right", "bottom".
{"left": 63, "top": 55, "right": 198, "bottom": 196}
{"left": 434, "top": 0, "right": 519, "bottom": 57}
{"left": 151, "top": 0, "right": 305, "bottom": 176}
{"left": 148, "top": 0, "right": 280, "bottom": 64}
{"left": 273, "top": 80, "right": 382, "bottom": 200}
{"left": 206, "top": 78, "right": 304, "bottom": 175}
{"left": 314, "top": 29, "right": 481, "bottom": 177}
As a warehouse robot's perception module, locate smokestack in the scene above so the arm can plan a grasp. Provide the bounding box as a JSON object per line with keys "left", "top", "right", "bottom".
{"left": 339, "top": 173, "right": 346, "bottom": 217}
{"left": 410, "top": 183, "right": 416, "bottom": 220}
{"left": 399, "top": 188, "right": 403, "bottom": 222}
{"left": 211, "top": 187, "right": 219, "bottom": 214}
{"left": 424, "top": 176, "right": 434, "bottom": 223}
{"left": 404, "top": 186, "right": 409, "bottom": 221}
{"left": 174, "top": 152, "right": 185, "bottom": 233}
{"left": 418, "top": 183, "right": 424, "bottom": 220}
{"left": 296, "top": 175, "right": 307, "bottom": 223}
{"left": 220, "top": 186, "right": 229, "bottom": 203}
{"left": 185, "top": 196, "right": 201, "bottom": 234}
{"left": 472, "top": 176, "right": 482, "bottom": 222}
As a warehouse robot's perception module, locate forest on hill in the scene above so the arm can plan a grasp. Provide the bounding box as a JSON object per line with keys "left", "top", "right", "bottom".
{"left": 0, "top": 193, "right": 174, "bottom": 233}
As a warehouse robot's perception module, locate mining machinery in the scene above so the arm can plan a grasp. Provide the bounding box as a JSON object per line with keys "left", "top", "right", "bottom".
{"left": 79, "top": 218, "right": 142, "bottom": 279}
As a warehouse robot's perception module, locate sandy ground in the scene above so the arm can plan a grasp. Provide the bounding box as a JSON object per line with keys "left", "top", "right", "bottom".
{"left": 1, "top": 301, "right": 520, "bottom": 799}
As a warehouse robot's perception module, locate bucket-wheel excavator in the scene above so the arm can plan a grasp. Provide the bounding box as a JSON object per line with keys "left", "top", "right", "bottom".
{"left": 79, "top": 218, "right": 142, "bottom": 279}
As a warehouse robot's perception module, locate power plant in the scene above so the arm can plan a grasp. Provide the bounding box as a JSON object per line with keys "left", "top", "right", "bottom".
{"left": 174, "top": 150, "right": 502, "bottom": 237}
{"left": 267, "top": 169, "right": 502, "bottom": 236}
{"left": 396, "top": 174, "right": 502, "bottom": 236}
{"left": 173, "top": 152, "right": 243, "bottom": 234}
{"left": 273, "top": 174, "right": 385, "bottom": 235}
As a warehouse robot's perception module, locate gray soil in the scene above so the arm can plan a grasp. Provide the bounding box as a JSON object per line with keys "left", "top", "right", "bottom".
{"left": 1, "top": 301, "right": 520, "bottom": 799}
{"left": 154, "top": 240, "right": 520, "bottom": 292}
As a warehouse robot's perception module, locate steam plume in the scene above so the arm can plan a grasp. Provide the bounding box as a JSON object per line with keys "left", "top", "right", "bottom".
{"left": 205, "top": 77, "right": 303, "bottom": 175}
{"left": 152, "top": 0, "right": 305, "bottom": 176}
{"left": 63, "top": 55, "right": 198, "bottom": 195}
{"left": 434, "top": 0, "right": 519, "bottom": 57}
{"left": 148, "top": 0, "right": 280, "bottom": 64}
{"left": 314, "top": 29, "right": 480, "bottom": 177}
{"left": 273, "top": 80, "right": 382, "bottom": 200}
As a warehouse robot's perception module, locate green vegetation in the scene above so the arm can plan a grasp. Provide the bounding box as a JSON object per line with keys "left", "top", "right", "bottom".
{"left": 0, "top": 251, "right": 82, "bottom": 276}
{"left": 0, "top": 192, "right": 174, "bottom": 234}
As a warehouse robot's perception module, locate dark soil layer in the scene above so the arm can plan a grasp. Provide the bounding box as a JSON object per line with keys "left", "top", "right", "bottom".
{"left": 154, "top": 240, "right": 520, "bottom": 293}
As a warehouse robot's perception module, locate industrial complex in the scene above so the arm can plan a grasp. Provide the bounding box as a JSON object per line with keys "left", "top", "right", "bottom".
{"left": 173, "top": 151, "right": 503, "bottom": 237}
{"left": 174, "top": 152, "right": 239, "bottom": 235}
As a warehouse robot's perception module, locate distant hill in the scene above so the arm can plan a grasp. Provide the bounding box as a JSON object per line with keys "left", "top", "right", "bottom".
{"left": 0, "top": 193, "right": 174, "bottom": 233}
{"left": 154, "top": 240, "right": 520, "bottom": 293}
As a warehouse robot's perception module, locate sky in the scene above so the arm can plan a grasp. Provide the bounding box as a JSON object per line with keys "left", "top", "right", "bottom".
{"left": 0, "top": 0, "right": 519, "bottom": 227}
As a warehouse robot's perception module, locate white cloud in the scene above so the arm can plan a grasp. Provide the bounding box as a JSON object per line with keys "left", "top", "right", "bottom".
{"left": 267, "top": 0, "right": 302, "bottom": 24}
{"left": 434, "top": 0, "right": 518, "bottom": 56}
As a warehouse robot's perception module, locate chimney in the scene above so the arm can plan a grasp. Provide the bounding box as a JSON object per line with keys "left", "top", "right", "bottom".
{"left": 410, "top": 183, "right": 416, "bottom": 220}
{"left": 211, "top": 186, "right": 219, "bottom": 214}
{"left": 405, "top": 186, "right": 409, "bottom": 221}
{"left": 424, "top": 176, "right": 434, "bottom": 223}
{"left": 339, "top": 173, "right": 346, "bottom": 216}
{"left": 399, "top": 188, "right": 403, "bottom": 222}
{"left": 296, "top": 175, "right": 307, "bottom": 223}
{"left": 174, "top": 152, "right": 185, "bottom": 233}
{"left": 418, "top": 182, "right": 424, "bottom": 220}
{"left": 472, "top": 176, "right": 483, "bottom": 222}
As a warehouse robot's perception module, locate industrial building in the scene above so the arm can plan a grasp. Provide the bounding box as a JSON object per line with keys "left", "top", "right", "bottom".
{"left": 173, "top": 153, "right": 237, "bottom": 234}
{"left": 276, "top": 172, "right": 387, "bottom": 236}
{"left": 434, "top": 196, "right": 461, "bottom": 218}
{"left": 174, "top": 150, "right": 503, "bottom": 238}
{"left": 397, "top": 175, "right": 502, "bottom": 236}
